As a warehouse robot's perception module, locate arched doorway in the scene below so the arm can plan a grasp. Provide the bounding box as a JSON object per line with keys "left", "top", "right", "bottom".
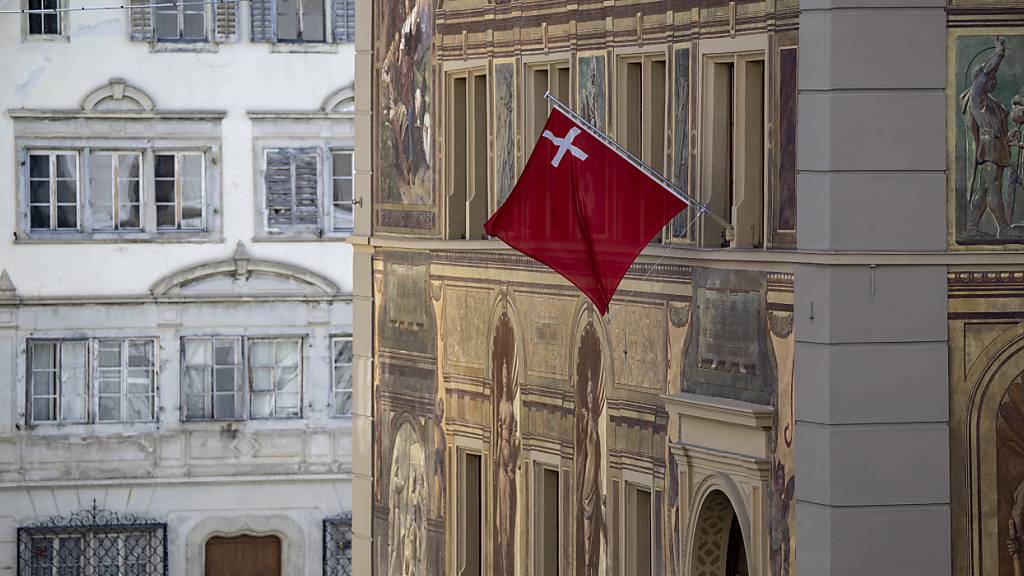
{"left": 689, "top": 490, "right": 749, "bottom": 576}
{"left": 205, "top": 535, "right": 281, "bottom": 576}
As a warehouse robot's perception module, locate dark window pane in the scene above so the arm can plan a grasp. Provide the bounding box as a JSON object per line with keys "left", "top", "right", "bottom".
{"left": 333, "top": 152, "right": 352, "bottom": 175}
{"left": 156, "top": 206, "right": 175, "bottom": 228}
{"left": 29, "top": 155, "right": 49, "bottom": 178}
{"left": 154, "top": 155, "right": 175, "bottom": 178}
{"left": 43, "top": 12, "right": 58, "bottom": 34}
{"left": 155, "top": 180, "right": 175, "bottom": 204}
{"left": 30, "top": 180, "right": 50, "bottom": 204}
{"left": 183, "top": 10, "right": 204, "bottom": 39}
{"left": 214, "top": 394, "right": 237, "bottom": 419}
{"left": 30, "top": 206, "right": 51, "bottom": 229}
{"left": 55, "top": 155, "right": 75, "bottom": 179}
{"left": 28, "top": 13, "right": 42, "bottom": 34}
{"left": 55, "top": 180, "right": 76, "bottom": 203}
{"left": 302, "top": 0, "right": 324, "bottom": 41}
{"left": 333, "top": 178, "right": 353, "bottom": 202}
{"left": 56, "top": 205, "right": 77, "bottom": 229}
{"left": 154, "top": 9, "right": 179, "bottom": 39}
{"left": 276, "top": 0, "right": 299, "bottom": 40}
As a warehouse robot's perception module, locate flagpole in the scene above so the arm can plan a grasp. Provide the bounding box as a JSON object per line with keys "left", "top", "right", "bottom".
{"left": 543, "top": 91, "right": 735, "bottom": 240}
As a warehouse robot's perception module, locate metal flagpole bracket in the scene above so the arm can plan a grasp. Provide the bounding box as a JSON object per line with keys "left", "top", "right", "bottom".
{"left": 543, "top": 91, "right": 735, "bottom": 240}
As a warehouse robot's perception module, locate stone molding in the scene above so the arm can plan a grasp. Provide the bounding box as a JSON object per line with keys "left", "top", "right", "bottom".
{"left": 184, "top": 513, "right": 305, "bottom": 576}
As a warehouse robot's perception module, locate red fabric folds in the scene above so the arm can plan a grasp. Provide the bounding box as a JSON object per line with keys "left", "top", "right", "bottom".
{"left": 484, "top": 107, "right": 688, "bottom": 315}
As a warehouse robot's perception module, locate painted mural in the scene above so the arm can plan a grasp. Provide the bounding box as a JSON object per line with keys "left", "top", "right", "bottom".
{"left": 575, "top": 319, "right": 606, "bottom": 576}
{"left": 491, "top": 310, "right": 521, "bottom": 576}
{"left": 954, "top": 35, "right": 1024, "bottom": 244}
{"left": 671, "top": 47, "right": 691, "bottom": 240}
{"left": 777, "top": 47, "right": 798, "bottom": 234}
{"left": 378, "top": 0, "right": 433, "bottom": 206}
{"left": 494, "top": 62, "right": 517, "bottom": 208}
{"left": 999, "top": 376, "right": 1024, "bottom": 576}
{"left": 768, "top": 310, "right": 796, "bottom": 576}
{"left": 386, "top": 423, "right": 428, "bottom": 576}
{"left": 577, "top": 54, "right": 607, "bottom": 132}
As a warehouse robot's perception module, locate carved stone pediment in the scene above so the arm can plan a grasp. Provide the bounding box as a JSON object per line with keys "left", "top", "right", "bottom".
{"left": 150, "top": 242, "right": 339, "bottom": 298}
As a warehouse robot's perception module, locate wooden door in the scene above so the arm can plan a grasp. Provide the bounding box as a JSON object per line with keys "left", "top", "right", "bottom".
{"left": 204, "top": 535, "right": 281, "bottom": 576}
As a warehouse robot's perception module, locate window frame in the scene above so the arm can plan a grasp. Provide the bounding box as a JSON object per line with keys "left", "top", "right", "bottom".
{"left": 261, "top": 146, "right": 324, "bottom": 237}
{"left": 26, "top": 338, "right": 159, "bottom": 426}
{"left": 247, "top": 337, "right": 303, "bottom": 420}
{"left": 94, "top": 338, "right": 159, "bottom": 424}
{"left": 330, "top": 336, "right": 353, "bottom": 418}
{"left": 274, "top": 0, "right": 327, "bottom": 44}
{"left": 89, "top": 150, "right": 144, "bottom": 232}
{"left": 180, "top": 335, "right": 306, "bottom": 422}
{"left": 151, "top": 0, "right": 210, "bottom": 42}
{"left": 27, "top": 150, "right": 80, "bottom": 232}
{"left": 154, "top": 151, "right": 208, "bottom": 232}
{"left": 329, "top": 149, "right": 355, "bottom": 234}
{"left": 22, "top": 0, "right": 66, "bottom": 41}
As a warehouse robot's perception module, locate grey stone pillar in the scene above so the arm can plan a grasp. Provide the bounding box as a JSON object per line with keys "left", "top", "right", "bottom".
{"left": 794, "top": 1, "right": 950, "bottom": 574}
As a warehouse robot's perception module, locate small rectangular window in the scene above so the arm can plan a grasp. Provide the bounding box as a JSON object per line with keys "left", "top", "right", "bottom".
{"left": 28, "top": 340, "right": 87, "bottom": 424}
{"left": 96, "top": 338, "right": 157, "bottom": 423}
{"left": 264, "top": 148, "right": 321, "bottom": 233}
{"left": 90, "top": 152, "right": 142, "bottom": 231}
{"left": 155, "top": 152, "right": 205, "bottom": 231}
{"left": 331, "top": 337, "right": 352, "bottom": 416}
{"left": 331, "top": 151, "right": 354, "bottom": 232}
{"left": 276, "top": 0, "right": 324, "bottom": 42}
{"left": 459, "top": 451, "right": 482, "bottom": 576}
{"left": 182, "top": 337, "right": 242, "bottom": 420}
{"left": 28, "top": 152, "right": 79, "bottom": 231}
{"left": 626, "top": 485, "right": 653, "bottom": 576}
{"left": 535, "top": 466, "right": 560, "bottom": 576}
{"left": 27, "top": 0, "right": 60, "bottom": 36}
{"left": 249, "top": 338, "right": 302, "bottom": 419}
{"left": 153, "top": 0, "right": 206, "bottom": 41}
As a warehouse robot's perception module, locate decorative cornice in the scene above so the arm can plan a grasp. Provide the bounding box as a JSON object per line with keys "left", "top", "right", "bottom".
{"left": 81, "top": 78, "right": 155, "bottom": 112}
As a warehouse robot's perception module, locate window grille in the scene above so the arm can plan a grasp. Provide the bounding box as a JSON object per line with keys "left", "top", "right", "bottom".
{"left": 17, "top": 503, "right": 167, "bottom": 576}
{"left": 323, "top": 514, "right": 352, "bottom": 576}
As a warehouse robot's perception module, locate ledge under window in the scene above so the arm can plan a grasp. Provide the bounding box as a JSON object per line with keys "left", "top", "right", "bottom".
{"left": 270, "top": 42, "right": 338, "bottom": 54}
{"left": 15, "top": 230, "right": 223, "bottom": 244}
{"left": 149, "top": 40, "right": 218, "bottom": 53}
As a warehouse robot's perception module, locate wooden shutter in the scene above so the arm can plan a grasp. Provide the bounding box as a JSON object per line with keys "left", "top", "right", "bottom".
{"left": 264, "top": 148, "right": 321, "bottom": 232}
{"left": 250, "top": 0, "right": 274, "bottom": 42}
{"left": 129, "top": 0, "right": 153, "bottom": 41}
{"left": 331, "top": 0, "right": 354, "bottom": 43}
{"left": 214, "top": 0, "right": 237, "bottom": 42}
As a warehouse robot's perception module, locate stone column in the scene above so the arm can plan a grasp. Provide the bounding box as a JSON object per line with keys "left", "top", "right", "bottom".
{"left": 794, "top": 1, "right": 950, "bottom": 574}
{"left": 350, "top": 0, "right": 375, "bottom": 572}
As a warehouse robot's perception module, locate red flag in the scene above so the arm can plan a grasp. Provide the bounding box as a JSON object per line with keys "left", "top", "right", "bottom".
{"left": 484, "top": 107, "right": 688, "bottom": 315}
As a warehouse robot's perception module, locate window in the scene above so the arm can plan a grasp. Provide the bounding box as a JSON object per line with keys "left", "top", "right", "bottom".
{"left": 182, "top": 337, "right": 242, "bottom": 420}
{"left": 28, "top": 339, "right": 157, "bottom": 425}
{"left": 263, "top": 148, "right": 321, "bottom": 234}
{"left": 18, "top": 508, "right": 167, "bottom": 576}
{"left": 701, "top": 52, "right": 766, "bottom": 248}
{"left": 26, "top": 0, "right": 61, "bottom": 36}
{"left": 617, "top": 54, "right": 668, "bottom": 243}
{"left": 249, "top": 338, "right": 301, "bottom": 419}
{"left": 182, "top": 336, "right": 304, "bottom": 421}
{"left": 331, "top": 337, "right": 352, "bottom": 416}
{"left": 29, "top": 152, "right": 79, "bottom": 231}
{"left": 458, "top": 451, "right": 482, "bottom": 576}
{"left": 535, "top": 466, "right": 560, "bottom": 576}
{"left": 330, "top": 151, "right": 354, "bottom": 233}
{"left": 276, "top": 0, "right": 324, "bottom": 42}
{"left": 155, "top": 152, "right": 205, "bottom": 230}
{"left": 526, "top": 62, "right": 571, "bottom": 150}
{"left": 28, "top": 340, "right": 87, "bottom": 424}
{"left": 625, "top": 485, "right": 653, "bottom": 576}
{"left": 153, "top": 0, "right": 205, "bottom": 41}
{"left": 445, "top": 70, "right": 488, "bottom": 240}
{"left": 96, "top": 339, "right": 157, "bottom": 423}
{"left": 250, "top": 0, "right": 351, "bottom": 44}
{"left": 20, "top": 147, "right": 214, "bottom": 240}
{"left": 90, "top": 152, "right": 142, "bottom": 230}
{"left": 323, "top": 514, "right": 353, "bottom": 576}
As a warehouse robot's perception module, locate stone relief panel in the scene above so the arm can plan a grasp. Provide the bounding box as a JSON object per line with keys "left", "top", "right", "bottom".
{"left": 443, "top": 286, "right": 492, "bottom": 368}
{"left": 491, "top": 308, "right": 521, "bottom": 576}
{"left": 377, "top": 0, "right": 433, "bottom": 207}
{"left": 683, "top": 268, "right": 774, "bottom": 406}
{"left": 574, "top": 318, "right": 606, "bottom": 576}
{"left": 953, "top": 34, "right": 1024, "bottom": 245}
{"left": 519, "top": 292, "right": 574, "bottom": 378}
{"left": 494, "top": 61, "right": 518, "bottom": 208}
{"left": 608, "top": 302, "right": 665, "bottom": 392}
{"left": 577, "top": 53, "right": 607, "bottom": 132}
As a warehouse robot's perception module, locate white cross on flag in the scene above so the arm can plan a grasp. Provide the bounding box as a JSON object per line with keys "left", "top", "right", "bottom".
{"left": 484, "top": 107, "right": 688, "bottom": 315}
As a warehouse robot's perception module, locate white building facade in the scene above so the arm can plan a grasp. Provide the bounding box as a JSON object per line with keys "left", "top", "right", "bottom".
{"left": 0, "top": 0, "right": 356, "bottom": 572}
